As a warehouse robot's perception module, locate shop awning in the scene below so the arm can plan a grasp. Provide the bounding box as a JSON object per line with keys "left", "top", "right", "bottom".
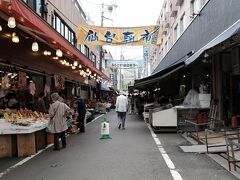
{"left": 134, "top": 19, "right": 240, "bottom": 89}
{"left": 184, "top": 19, "right": 240, "bottom": 65}
{"left": 134, "top": 62, "right": 185, "bottom": 89}
{"left": 0, "top": 0, "right": 110, "bottom": 81}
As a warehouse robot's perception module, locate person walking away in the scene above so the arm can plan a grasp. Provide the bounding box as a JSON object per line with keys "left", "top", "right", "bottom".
{"left": 115, "top": 92, "right": 128, "bottom": 129}
{"left": 49, "top": 93, "right": 71, "bottom": 150}
{"left": 36, "top": 92, "right": 47, "bottom": 113}
{"left": 77, "top": 96, "right": 86, "bottom": 133}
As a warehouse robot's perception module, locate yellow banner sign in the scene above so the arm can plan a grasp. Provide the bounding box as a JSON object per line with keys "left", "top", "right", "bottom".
{"left": 77, "top": 24, "right": 162, "bottom": 46}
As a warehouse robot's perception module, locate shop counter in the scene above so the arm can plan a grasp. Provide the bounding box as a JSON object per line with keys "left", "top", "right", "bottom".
{"left": 152, "top": 108, "right": 177, "bottom": 127}
{"left": 151, "top": 105, "right": 210, "bottom": 130}
{"left": 0, "top": 120, "right": 49, "bottom": 158}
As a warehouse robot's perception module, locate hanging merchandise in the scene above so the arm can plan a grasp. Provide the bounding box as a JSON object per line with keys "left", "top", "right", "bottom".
{"left": 183, "top": 89, "right": 200, "bottom": 107}
{"left": 54, "top": 74, "right": 65, "bottom": 90}
{"left": 18, "top": 71, "right": 27, "bottom": 88}
{"left": 2, "top": 73, "right": 10, "bottom": 90}
{"left": 44, "top": 84, "right": 50, "bottom": 96}
{"left": 72, "top": 87, "right": 75, "bottom": 96}
{"left": 28, "top": 81, "right": 36, "bottom": 96}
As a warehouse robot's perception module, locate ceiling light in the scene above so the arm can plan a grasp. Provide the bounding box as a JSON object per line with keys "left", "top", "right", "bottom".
{"left": 204, "top": 52, "right": 209, "bottom": 58}
{"left": 53, "top": 56, "right": 58, "bottom": 60}
{"left": 79, "top": 64, "right": 82, "bottom": 69}
{"left": 56, "top": 49, "right": 63, "bottom": 57}
{"left": 73, "top": 61, "right": 78, "bottom": 66}
{"left": 8, "top": 17, "right": 16, "bottom": 28}
{"left": 47, "top": 51, "right": 51, "bottom": 56}
{"left": 12, "top": 34, "right": 19, "bottom": 43}
{"left": 32, "top": 42, "right": 39, "bottom": 52}
{"left": 0, "top": 25, "right": 2, "bottom": 31}
{"left": 72, "top": 66, "right": 76, "bottom": 69}
{"left": 44, "top": 50, "right": 48, "bottom": 56}
{"left": 86, "top": 68, "right": 89, "bottom": 72}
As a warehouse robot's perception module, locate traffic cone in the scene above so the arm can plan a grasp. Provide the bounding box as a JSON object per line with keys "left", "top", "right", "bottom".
{"left": 100, "top": 115, "right": 112, "bottom": 139}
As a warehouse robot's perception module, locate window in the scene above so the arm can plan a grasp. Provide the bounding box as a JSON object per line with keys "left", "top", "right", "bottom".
{"left": 80, "top": 45, "right": 85, "bottom": 54}
{"left": 191, "top": 0, "right": 201, "bottom": 14}
{"left": 53, "top": 12, "right": 76, "bottom": 46}
{"left": 174, "top": 24, "right": 179, "bottom": 42}
{"left": 85, "top": 45, "right": 89, "bottom": 58}
{"left": 180, "top": 13, "right": 186, "bottom": 33}
{"left": 61, "top": 22, "right": 64, "bottom": 36}
{"left": 65, "top": 25, "right": 69, "bottom": 40}
{"left": 22, "top": 0, "right": 43, "bottom": 17}
{"left": 36, "top": 0, "right": 43, "bottom": 16}
{"left": 56, "top": 16, "right": 61, "bottom": 33}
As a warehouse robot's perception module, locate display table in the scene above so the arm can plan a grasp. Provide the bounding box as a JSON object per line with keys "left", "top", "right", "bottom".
{"left": 151, "top": 105, "right": 210, "bottom": 131}
{"left": 0, "top": 120, "right": 49, "bottom": 158}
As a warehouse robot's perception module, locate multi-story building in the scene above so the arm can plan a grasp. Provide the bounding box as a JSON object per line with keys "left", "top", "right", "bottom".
{"left": 149, "top": 0, "right": 208, "bottom": 74}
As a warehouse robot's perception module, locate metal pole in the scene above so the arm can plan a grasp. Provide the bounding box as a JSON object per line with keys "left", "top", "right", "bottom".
{"left": 99, "top": 3, "right": 104, "bottom": 72}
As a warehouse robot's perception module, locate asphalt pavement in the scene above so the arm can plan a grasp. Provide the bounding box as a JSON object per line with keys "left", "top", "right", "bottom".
{"left": 0, "top": 111, "right": 238, "bottom": 180}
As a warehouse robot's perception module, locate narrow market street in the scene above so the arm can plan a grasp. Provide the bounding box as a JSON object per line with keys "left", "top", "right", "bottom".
{"left": 0, "top": 111, "right": 237, "bottom": 180}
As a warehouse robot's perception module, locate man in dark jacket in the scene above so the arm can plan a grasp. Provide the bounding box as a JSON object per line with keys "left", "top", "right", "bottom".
{"left": 77, "top": 96, "right": 86, "bottom": 133}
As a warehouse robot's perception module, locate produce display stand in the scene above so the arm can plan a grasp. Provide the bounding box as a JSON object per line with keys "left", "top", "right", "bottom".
{"left": 0, "top": 120, "right": 48, "bottom": 157}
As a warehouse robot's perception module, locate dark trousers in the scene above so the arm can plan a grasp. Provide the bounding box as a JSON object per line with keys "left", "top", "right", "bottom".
{"left": 77, "top": 113, "right": 86, "bottom": 132}
{"left": 117, "top": 112, "right": 127, "bottom": 128}
{"left": 54, "top": 131, "right": 66, "bottom": 149}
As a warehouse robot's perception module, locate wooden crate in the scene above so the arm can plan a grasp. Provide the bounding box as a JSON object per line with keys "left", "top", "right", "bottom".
{"left": 17, "top": 133, "right": 36, "bottom": 157}
{"left": 35, "top": 129, "right": 47, "bottom": 150}
{"left": 47, "top": 133, "right": 54, "bottom": 145}
{"left": 0, "top": 135, "right": 12, "bottom": 158}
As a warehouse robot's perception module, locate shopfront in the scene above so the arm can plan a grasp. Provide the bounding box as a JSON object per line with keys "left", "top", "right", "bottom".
{"left": 0, "top": 0, "right": 111, "bottom": 158}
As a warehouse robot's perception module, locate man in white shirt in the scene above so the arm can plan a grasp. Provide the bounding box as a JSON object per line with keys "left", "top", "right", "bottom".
{"left": 115, "top": 91, "right": 128, "bottom": 129}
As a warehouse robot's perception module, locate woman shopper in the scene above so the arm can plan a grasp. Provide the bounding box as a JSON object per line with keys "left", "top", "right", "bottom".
{"left": 49, "top": 92, "right": 71, "bottom": 150}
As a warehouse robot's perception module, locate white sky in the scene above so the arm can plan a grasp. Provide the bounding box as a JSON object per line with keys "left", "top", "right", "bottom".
{"left": 80, "top": 0, "right": 164, "bottom": 60}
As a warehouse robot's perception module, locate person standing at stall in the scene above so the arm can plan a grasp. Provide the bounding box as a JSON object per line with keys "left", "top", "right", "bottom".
{"left": 49, "top": 93, "right": 71, "bottom": 150}
{"left": 36, "top": 92, "right": 47, "bottom": 113}
{"left": 116, "top": 91, "right": 128, "bottom": 130}
{"left": 76, "top": 96, "right": 86, "bottom": 133}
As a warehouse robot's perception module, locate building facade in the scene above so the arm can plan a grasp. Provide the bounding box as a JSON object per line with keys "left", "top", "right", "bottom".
{"left": 135, "top": 0, "right": 240, "bottom": 124}
{"left": 22, "top": 0, "right": 101, "bottom": 70}
{"left": 149, "top": 0, "right": 208, "bottom": 74}
{"left": 0, "top": 0, "right": 110, "bottom": 102}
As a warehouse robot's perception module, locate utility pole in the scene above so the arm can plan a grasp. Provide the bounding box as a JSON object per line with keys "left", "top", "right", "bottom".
{"left": 99, "top": 3, "right": 104, "bottom": 72}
